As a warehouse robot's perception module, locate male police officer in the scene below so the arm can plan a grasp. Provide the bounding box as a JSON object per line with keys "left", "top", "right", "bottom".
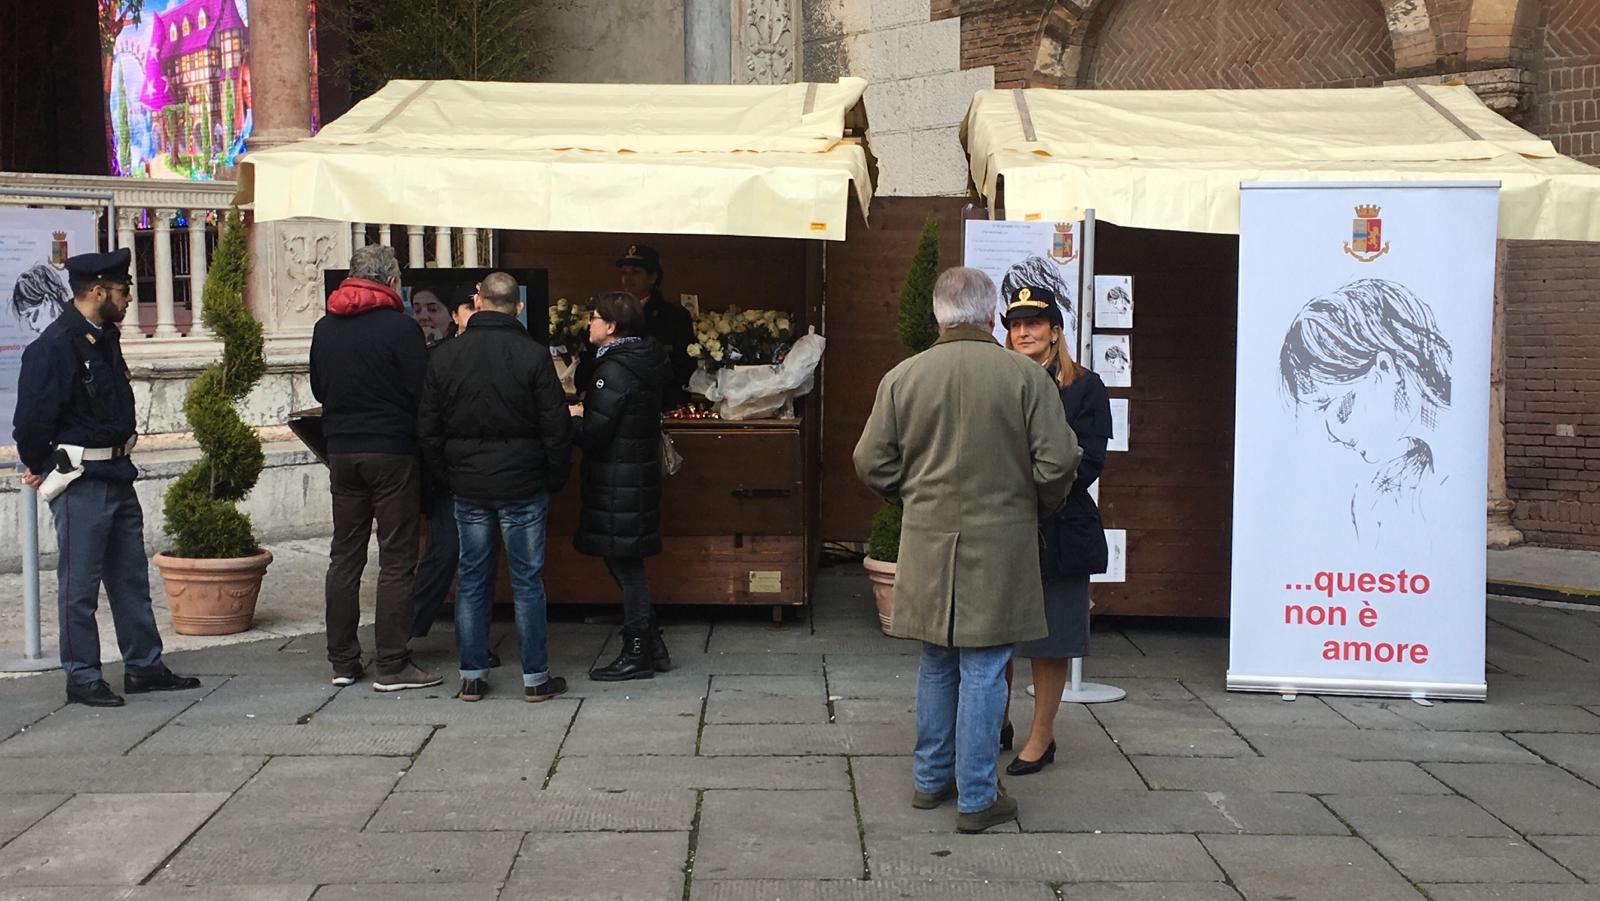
{"left": 13, "top": 248, "right": 200, "bottom": 707}
{"left": 575, "top": 244, "right": 696, "bottom": 409}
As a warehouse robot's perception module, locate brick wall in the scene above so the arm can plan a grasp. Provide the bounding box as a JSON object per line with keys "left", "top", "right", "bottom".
{"left": 1503, "top": 0, "right": 1600, "bottom": 546}
{"left": 1085, "top": 0, "right": 1393, "bottom": 89}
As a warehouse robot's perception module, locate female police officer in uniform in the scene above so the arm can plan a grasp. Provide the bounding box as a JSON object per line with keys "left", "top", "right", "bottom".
{"left": 13, "top": 248, "right": 200, "bottom": 707}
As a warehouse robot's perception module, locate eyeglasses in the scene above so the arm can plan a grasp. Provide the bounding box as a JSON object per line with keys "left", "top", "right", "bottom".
{"left": 589, "top": 312, "right": 604, "bottom": 321}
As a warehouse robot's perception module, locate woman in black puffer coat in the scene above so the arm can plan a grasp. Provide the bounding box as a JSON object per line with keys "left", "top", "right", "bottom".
{"left": 571, "top": 292, "right": 676, "bottom": 681}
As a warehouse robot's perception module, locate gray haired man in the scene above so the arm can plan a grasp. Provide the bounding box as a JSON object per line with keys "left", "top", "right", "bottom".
{"left": 309, "top": 245, "right": 441, "bottom": 691}
{"left": 854, "top": 266, "right": 1079, "bottom": 833}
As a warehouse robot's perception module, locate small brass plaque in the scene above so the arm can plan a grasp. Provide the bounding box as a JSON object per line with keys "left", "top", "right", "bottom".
{"left": 748, "top": 571, "right": 783, "bottom": 594}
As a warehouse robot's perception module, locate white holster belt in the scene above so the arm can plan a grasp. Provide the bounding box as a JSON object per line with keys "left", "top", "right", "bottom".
{"left": 38, "top": 437, "right": 137, "bottom": 502}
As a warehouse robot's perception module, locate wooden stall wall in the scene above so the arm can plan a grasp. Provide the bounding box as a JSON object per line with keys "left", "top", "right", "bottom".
{"left": 1092, "top": 223, "right": 1238, "bottom": 617}
{"left": 818, "top": 196, "right": 969, "bottom": 542}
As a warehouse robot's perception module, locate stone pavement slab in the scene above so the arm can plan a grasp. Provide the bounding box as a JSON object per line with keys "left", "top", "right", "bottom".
{"left": 670, "top": 651, "right": 826, "bottom": 676}
{"left": 1320, "top": 698, "right": 1429, "bottom": 730}
{"left": 0, "top": 753, "right": 263, "bottom": 793}
{"left": 396, "top": 727, "right": 565, "bottom": 791}
{"left": 1016, "top": 789, "right": 1346, "bottom": 835}
{"left": 205, "top": 755, "right": 404, "bottom": 832}
{"left": 705, "top": 673, "right": 830, "bottom": 724}
{"left": 0, "top": 792, "right": 228, "bottom": 885}
{"left": 700, "top": 722, "right": 913, "bottom": 756}
{"left": 1198, "top": 834, "right": 1420, "bottom": 901}
{"left": 310, "top": 887, "right": 499, "bottom": 901}
{"left": 1507, "top": 732, "right": 1600, "bottom": 782}
{"left": 0, "top": 889, "right": 315, "bottom": 901}
{"left": 695, "top": 789, "right": 863, "bottom": 880}
{"left": 367, "top": 786, "right": 697, "bottom": 832}
{"left": 866, "top": 834, "right": 1222, "bottom": 882}
{"left": 831, "top": 698, "right": 915, "bottom": 723}
{"left": 1133, "top": 755, "right": 1449, "bottom": 794}
{"left": 501, "top": 831, "right": 688, "bottom": 901}
{"left": 310, "top": 691, "right": 579, "bottom": 731}
{"left": 153, "top": 829, "right": 524, "bottom": 885}
{"left": 560, "top": 708, "right": 702, "bottom": 755}
{"left": 1242, "top": 727, "right": 1540, "bottom": 763}
{"left": 1426, "top": 763, "right": 1600, "bottom": 834}
{"left": 170, "top": 675, "right": 336, "bottom": 725}
{"left": 691, "top": 881, "right": 1058, "bottom": 901}
{"left": 849, "top": 756, "right": 1017, "bottom": 836}
{"left": 1423, "top": 887, "right": 1600, "bottom": 901}
{"left": 550, "top": 754, "right": 848, "bottom": 791}
{"left": 1383, "top": 702, "right": 1600, "bottom": 733}
{"left": 1363, "top": 835, "right": 1576, "bottom": 884}
{"left": 0, "top": 795, "right": 63, "bottom": 847}
{"left": 0, "top": 696, "right": 195, "bottom": 756}
{"left": 133, "top": 721, "right": 434, "bottom": 756}
{"left": 1180, "top": 685, "right": 1357, "bottom": 730}
{"left": 1062, "top": 886, "right": 1245, "bottom": 901}
{"left": 1530, "top": 836, "right": 1600, "bottom": 882}
{"left": 1321, "top": 794, "right": 1514, "bottom": 837}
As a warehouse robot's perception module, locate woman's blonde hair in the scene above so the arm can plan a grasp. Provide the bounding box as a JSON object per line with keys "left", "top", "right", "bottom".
{"left": 1005, "top": 321, "right": 1081, "bottom": 388}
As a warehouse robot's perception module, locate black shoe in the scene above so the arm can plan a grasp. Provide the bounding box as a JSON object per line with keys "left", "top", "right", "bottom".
{"left": 67, "top": 680, "right": 125, "bottom": 707}
{"left": 1000, "top": 722, "right": 1014, "bottom": 750}
{"left": 526, "top": 676, "right": 568, "bottom": 702}
{"left": 460, "top": 678, "right": 487, "bottom": 702}
{"left": 589, "top": 629, "right": 655, "bottom": 682}
{"left": 488, "top": 650, "right": 502, "bottom": 669}
{"left": 1005, "top": 740, "right": 1057, "bottom": 776}
{"left": 650, "top": 628, "right": 672, "bottom": 673}
{"left": 124, "top": 666, "right": 202, "bottom": 694}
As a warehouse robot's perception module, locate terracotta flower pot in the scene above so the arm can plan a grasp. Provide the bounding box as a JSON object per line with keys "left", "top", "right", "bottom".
{"left": 862, "top": 556, "right": 897, "bottom": 635}
{"left": 154, "top": 549, "right": 273, "bottom": 636}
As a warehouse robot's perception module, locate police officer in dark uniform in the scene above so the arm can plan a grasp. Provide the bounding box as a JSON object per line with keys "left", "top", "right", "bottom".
{"left": 12, "top": 248, "right": 201, "bottom": 707}
{"left": 575, "top": 244, "right": 696, "bottom": 410}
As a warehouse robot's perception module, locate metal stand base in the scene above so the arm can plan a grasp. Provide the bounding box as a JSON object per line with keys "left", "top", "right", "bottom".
{"left": 0, "top": 649, "right": 61, "bottom": 674}
{"left": 1024, "top": 657, "right": 1126, "bottom": 704}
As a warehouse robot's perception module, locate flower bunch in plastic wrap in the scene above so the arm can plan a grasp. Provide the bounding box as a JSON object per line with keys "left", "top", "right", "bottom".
{"left": 687, "top": 307, "right": 793, "bottom": 371}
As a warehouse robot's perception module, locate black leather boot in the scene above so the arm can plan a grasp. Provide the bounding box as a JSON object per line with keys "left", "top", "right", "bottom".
{"left": 650, "top": 623, "right": 672, "bottom": 673}
{"left": 589, "top": 629, "right": 655, "bottom": 682}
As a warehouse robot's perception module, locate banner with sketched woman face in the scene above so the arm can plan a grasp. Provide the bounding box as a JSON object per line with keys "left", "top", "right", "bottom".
{"left": 1229, "top": 183, "right": 1498, "bottom": 700}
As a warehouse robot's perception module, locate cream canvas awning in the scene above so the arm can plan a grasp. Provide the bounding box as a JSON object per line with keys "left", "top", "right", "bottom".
{"left": 238, "top": 79, "right": 874, "bottom": 241}
{"left": 962, "top": 85, "right": 1600, "bottom": 241}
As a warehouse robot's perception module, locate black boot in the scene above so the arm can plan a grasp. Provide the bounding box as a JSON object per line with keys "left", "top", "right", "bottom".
{"left": 589, "top": 629, "right": 655, "bottom": 682}
{"left": 650, "top": 623, "right": 672, "bottom": 673}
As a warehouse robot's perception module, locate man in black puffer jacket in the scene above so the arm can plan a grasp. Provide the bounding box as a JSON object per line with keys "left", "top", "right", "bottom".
{"left": 417, "top": 272, "right": 572, "bottom": 703}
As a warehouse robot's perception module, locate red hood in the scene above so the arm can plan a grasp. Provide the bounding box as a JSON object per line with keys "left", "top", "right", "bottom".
{"left": 326, "top": 278, "right": 404, "bottom": 316}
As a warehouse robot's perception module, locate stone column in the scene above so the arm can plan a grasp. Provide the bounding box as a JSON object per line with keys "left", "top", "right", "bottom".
{"left": 246, "top": 0, "right": 314, "bottom": 153}
{"left": 1488, "top": 239, "right": 1524, "bottom": 548}
{"left": 685, "top": 0, "right": 732, "bottom": 83}
{"left": 116, "top": 208, "right": 142, "bottom": 338}
{"left": 152, "top": 209, "right": 179, "bottom": 338}
{"left": 187, "top": 211, "right": 209, "bottom": 336}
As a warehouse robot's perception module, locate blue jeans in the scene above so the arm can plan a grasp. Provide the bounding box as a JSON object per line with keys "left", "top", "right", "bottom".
{"left": 454, "top": 494, "right": 550, "bottom": 687}
{"left": 914, "top": 642, "right": 1013, "bottom": 813}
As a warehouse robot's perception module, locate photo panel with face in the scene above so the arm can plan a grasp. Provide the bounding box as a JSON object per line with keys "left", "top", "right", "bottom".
{"left": 1091, "top": 334, "right": 1132, "bottom": 388}
{"left": 1094, "top": 275, "right": 1134, "bottom": 329}
{"left": 961, "top": 220, "right": 1082, "bottom": 349}
{"left": 321, "top": 267, "right": 550, "bottom": 344}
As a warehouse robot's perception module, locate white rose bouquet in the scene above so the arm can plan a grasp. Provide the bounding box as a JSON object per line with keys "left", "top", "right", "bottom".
{"left": 546, "top": 298, "right": 588, "bottom": 362}
{"left": 687, "top": 306, "right": 794, "bottom": 372}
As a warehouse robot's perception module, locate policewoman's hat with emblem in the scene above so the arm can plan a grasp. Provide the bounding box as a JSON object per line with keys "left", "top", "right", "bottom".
{"left": 615, "top": 243, "right": 661, "bottom": 273}
{"left": 63, "top": 248, "right": 132, "bottom": 285}
{"left": 1000, "top": 284, "right": 1063, "bottom": 327}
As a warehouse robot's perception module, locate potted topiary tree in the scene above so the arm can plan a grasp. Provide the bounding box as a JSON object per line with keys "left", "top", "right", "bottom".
{"left": 863, "top": 214, "right": 940, "bottom": 635}
{"left": 153, "top": 208, "right": 273, "bottom": 635}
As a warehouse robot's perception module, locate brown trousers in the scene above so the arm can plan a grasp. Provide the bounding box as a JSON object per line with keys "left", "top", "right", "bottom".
{"left": 326, "top": 453, "right": 420, "bottom": 675}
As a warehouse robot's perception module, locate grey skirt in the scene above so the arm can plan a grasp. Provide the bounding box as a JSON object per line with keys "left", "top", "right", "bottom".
{"left": 1014, "top": 575, "right": 1091, "bottom": 659}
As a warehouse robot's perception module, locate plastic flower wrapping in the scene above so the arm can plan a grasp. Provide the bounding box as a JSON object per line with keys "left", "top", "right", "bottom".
{"left": 546, "top": 298, "right": 589, "bottom": 362}
{"left": 686, "top": 307, "right": 794, "bottom": 372}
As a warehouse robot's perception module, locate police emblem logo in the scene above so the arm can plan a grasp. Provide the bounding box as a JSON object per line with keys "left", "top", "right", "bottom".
{"left": 1343, "top": 204, "right": 1390, "bottom": 263}
{"left": 1018, "top": 287, "right": 1031, "bottom": 302}
{"left": 1049, "top": 222, "right": 1076, "bottom": 263}
{"left": 50, "top": 231, "right": 69, "bottom": 269}
{"left": 627, "top": 245, "right": 637, "bottom": 257}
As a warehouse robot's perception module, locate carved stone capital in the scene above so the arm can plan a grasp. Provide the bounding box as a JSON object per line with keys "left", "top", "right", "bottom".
{"left": 733, "top": 0, "right": 800, "bottom": 85}
{"left": 246, "top": 218, "right": 351, "bottom": 340}
{"left": 1385, "top": 67, "right": 1534, "bottom": 123}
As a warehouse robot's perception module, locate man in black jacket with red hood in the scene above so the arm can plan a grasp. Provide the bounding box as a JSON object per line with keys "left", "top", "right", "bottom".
{"left": 310, "top": 244, "right": 441, "bottom": 692}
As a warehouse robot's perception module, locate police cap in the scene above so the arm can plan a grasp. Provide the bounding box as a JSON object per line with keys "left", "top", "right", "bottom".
{"left": 1001, "top": 284, "right": 1063, "bottom": 327}
{"left": 63, "top": 248, "right": 132, "bottom": 285}
{"left": 616, "top": 243, "right": 661, "bottom": 273}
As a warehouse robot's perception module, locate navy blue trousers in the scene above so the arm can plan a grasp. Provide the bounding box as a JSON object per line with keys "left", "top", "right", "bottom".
{"left": 48, "top": 478, "right": 164, "bottom": 685}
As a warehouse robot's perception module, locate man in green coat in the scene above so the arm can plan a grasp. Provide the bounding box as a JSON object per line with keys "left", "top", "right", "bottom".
{"left": 854, "top": 266, "right": 1080, "bottom": 833}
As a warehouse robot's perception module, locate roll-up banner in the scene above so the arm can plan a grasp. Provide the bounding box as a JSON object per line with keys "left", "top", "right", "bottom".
{"left": 1229, "top": 182, "right": 1498, "bottom": 700}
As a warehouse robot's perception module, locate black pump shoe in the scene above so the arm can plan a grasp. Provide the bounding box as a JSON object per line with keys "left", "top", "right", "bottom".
{"left": 999, "top": 722, "right": 1014, "bottom": 750}
{"left": 1005, "top": 740, "right": 1057, "bottom": 776}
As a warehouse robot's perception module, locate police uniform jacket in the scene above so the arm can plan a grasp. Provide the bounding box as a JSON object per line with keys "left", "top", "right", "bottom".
{"left": 1040, "top": 368, "right": 1111, "bottom": 579}
{"left": 853, "top": 327, "right": 1081, "bottom": 647}
{"left": 12, "top": 305, "right": 137, "bottom": 483}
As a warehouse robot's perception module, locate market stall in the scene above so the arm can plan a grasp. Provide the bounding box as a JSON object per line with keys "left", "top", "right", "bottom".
{"left": 959, "top": 84, "right": 1600, "bottom": 621}
{"left": 247, "top": 78, "right": 875, "bottom": 619}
